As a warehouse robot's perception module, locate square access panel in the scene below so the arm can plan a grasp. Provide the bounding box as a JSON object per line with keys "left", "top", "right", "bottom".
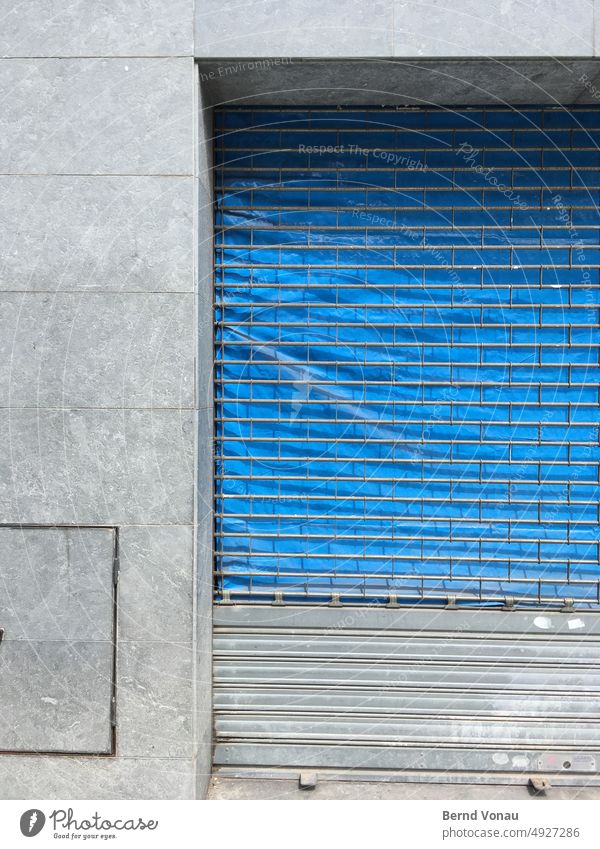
{"left": 0, "top": 526, "right": 116, "bottom": 754}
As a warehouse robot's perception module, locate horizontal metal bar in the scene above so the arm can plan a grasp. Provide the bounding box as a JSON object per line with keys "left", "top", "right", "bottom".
{"left": 215, "top": 414, "right": 600, "bottom": 426}
{"left": 216, "top": 434, "right": 600, "bottom": 446}
{"left": 216, "top": 341, "right": 600, "bottom": 348}
{"left": 216, "top": 553, "right": 600, "bottom": 566}
{"left": 217, "top": 226, "right": 600, "bottom": 233}
{"left": 215, "top": 283, "right": 599, "bottom": 289}
{"left": 217, "top": 206, "right": 598, "bottom": 214}
{"left": 218, "top": 466, "right": 598, "bottom": 476}
{"left": 217, "top": 213, "right": 600, "bottom": 223}
{"left": 216, "top": 590, "right": 600, "bottom": 607}
{"left": 217, "top": 144, "right": 596, "bottom": 152}
{"left": 213, "top": 691, "right": 600, "bottom": 721}
{"left": 219, "top": 242, "right": 596, "bottom": 251}
{"left": 215, "top": 164, "right": 598, "bottom": 172}
{"left": 216, "top": 475, "right": 599, "bottom": 485}
{"left": 216, "top": 407, "right": 598, "bottom": 414}
{"left": 213, "top": 633, "right": 600, "bottom": 661}
{"left": 216, "top": 129, "right": 597, "bottom": 136}
{"left": 217, "top": 531, "right": 597, "bottom": 544}
{"left": 219, "top": 568, "right": 600, "bottom": 580}
{"left": 213, "top": 603, "right": 600, "bottom": 631}
{"left": 214, "top": 175, "right": 590, "bottom": 183}
{"left": 217, "top": 224, "right": 600, "bottom": 230}
{"left": 213, "top": 743, "right": 600, "bottom": 774}
{"left": 216, "top": 193, "right": 594, "bottom": 201}
{"left": 217, "top": 136, "right": 599, "bottom": 144}
{"left": 217, "top": 147, "right": 594, "bottom": 153}
{"left": 217, "top": 474, "right": 598, "bottom": 486}
{"left": 214, "top": 173, "right": 595, "bottom": 183}
{"left": 215, "top": 369, "right": 598, "bottom": 377}
{"left": 216, "top": 174, "right": 597, "bottom": 182}
{"left": 217, "top": 512, "right": 598, "bottom": 524}
{"left": 216, "top": 303, "right": 600, "bottom": 309}
{"left": 216, "top": 381, "right": 600, "bottom": 387}
{"left": 216, "top": 165, "right": 599, "bottom": 174}
{"left": 217, "top": 322, "right": 600, "bottom": 329}
{"left": 219, "top": 493, "right": 600, "bottom": 503}
{"left": 217, "top": 126, "right": 596, "bottom": 134}
{"left": 215, "top": 719, "right": 600, "bottom": 748}
{"left": 216, "top": 404, "right": 597, "bottom": 412}
{"left": 215, "top": 707, "right": 600, "bottom": 725}
{"left": 219, "top": 237, "right": 599, "bottom": 246}
{"left": 216, "top": 416, "right": 600, "bottom": 427}
{"left": 215, "top": 370, "right": 600, "bottom": 376}
{"left": 217, "top": 415, "right": 600, "bottom": 427}
{"left": 216, "top": 219, "right": 600, "bottom": 228}
{"left": 218, "top": 263, "right": 600, "bottom": 269}
{"left": 215, "top": 454, "right": 600, "bottom": 468}
{"left": 216, "top": 157, "right": 598, "bottom": 163}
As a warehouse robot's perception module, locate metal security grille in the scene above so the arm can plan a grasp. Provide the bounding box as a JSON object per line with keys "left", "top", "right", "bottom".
{"left": 214, "top": 106, "right": 600, "bottom": 607}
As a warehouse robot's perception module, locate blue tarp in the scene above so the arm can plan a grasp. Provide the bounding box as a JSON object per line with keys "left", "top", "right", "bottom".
{"left": 214, "top": 107, "right": 600, "bottom": 606}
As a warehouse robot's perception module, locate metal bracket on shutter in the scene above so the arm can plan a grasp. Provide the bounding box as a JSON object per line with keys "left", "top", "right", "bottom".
{"left": 561, "top": 598, "right": 575, "bottom": 613}
{"left": 528, "top": 776, "right": 551, "bottom": 794}
{"left": 299, "top": 772, "right": 318, "bottom": 790}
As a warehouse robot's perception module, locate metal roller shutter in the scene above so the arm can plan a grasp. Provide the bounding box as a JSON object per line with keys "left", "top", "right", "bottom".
{"left": 213, "top": 606, "right": 600, "bottom": 780}
{"left": 213, "top": 106, "right": 600, "bottom": 781}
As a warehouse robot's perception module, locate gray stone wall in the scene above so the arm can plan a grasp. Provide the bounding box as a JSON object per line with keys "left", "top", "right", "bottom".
{"left": 1, "top": 0, "right": 599, "bottom": 800}
{"left": 194, "top": 0, "right": 595, "bottom": 58}
{"left": 0, "top": 4, "right": 206, "bottom": 800}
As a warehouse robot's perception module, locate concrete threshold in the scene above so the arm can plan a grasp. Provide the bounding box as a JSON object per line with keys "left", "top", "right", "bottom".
{"left": 208, "top": 776, "right": 600, "bottom": 801}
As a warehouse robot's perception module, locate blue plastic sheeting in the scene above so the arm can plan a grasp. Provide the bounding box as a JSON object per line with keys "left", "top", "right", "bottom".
{"left": 214, "top": 107, "right": 600, "bottom": 606}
